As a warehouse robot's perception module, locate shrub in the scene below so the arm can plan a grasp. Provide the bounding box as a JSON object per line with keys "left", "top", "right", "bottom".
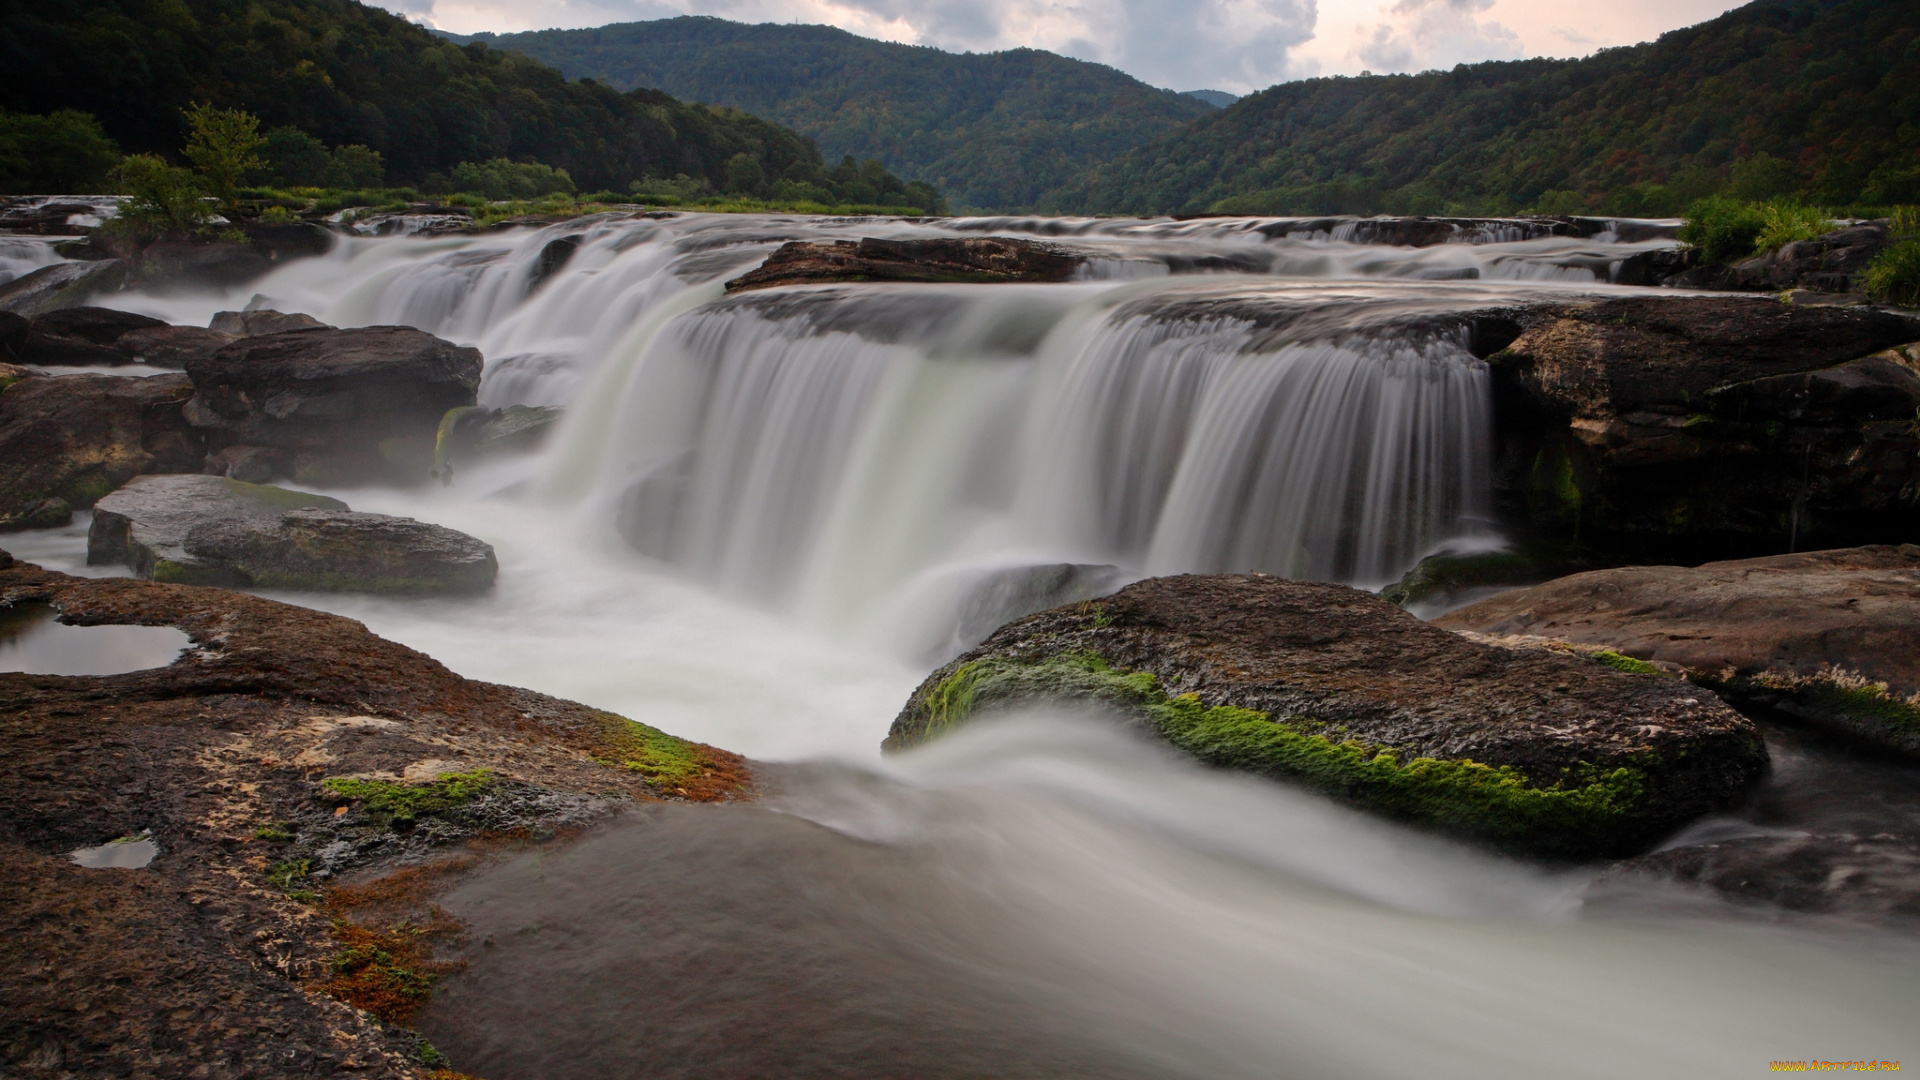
{"left": 328, "top": 144, "right": 386, "bottom": 189}
{"left": 1860, "top": 239, "right": 1920, "bottom": 308}
{"left": 182, "top": 103, "right": 265, "bottom": 205}
{"left": 1753, "top": 202, "right": 1834, "bottom": 254}
{"left": 1678, "top": 196, "right": 1767, "bottom": 266}
{"left": 109, "top": 154, "right": 211, "bottom": 236}
{"left": 0, "top": 109, "right": 121, "bottom": 193}
{"left": 448, "top": 158, "right": 574, "bottom": 200}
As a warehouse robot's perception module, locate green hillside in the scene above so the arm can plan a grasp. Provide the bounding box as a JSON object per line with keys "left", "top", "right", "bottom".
{"left": 443, "top": 18, "right": 1215, "bottom": 212}
{"left": 1043, "top": 0, "right": 1920, "bottom": 216}
{"left": 0, "top": 0, "right": 935, "bottom": 206}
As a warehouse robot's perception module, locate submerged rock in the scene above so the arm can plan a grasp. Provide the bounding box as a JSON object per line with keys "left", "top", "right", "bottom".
{"left": 0, "top": 373, "right": 203, "bottom": 530}
{"left": 1594, "top": 834, "right": 1920, "bottom": 921}
{"left": 1488, "top": 296, "right": 1920, "bottom": 558}
{"left": 726, "top": 236, "right": 1085, "bottom": 292}
{"left": 183, "top": 325, "right": 483, "bottom": 485}
{"left": 430, "top": 403, "right": 564, "bottom": 480}
{"left": 1439, "top": 545, "right": 1920, "bottom": 758}
{"left": 889, "top": 574, "right": 1766, "bottom": 859}
{"left": 89, "top": 474, "right": 497, "bottom": 593}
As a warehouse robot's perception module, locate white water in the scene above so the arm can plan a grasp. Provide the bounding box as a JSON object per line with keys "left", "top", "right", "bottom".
{"left": 39, "top": 211, "right": 1915, "bottom": 1072}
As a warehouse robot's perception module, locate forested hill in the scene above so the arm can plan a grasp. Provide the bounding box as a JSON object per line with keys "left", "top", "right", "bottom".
{"left": 0, "top": 0, "right": 900, "bottom": 199}
{"left": 1043, "top": 0, "right": 1920, "bottom": 217}
{"left": 441, "top": 18, "right": 1215, "bottom": 212}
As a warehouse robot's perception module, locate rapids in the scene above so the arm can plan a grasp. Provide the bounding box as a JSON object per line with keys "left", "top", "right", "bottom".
{"left": 44, "top": 212, "right": 1917, "bottom": 1073}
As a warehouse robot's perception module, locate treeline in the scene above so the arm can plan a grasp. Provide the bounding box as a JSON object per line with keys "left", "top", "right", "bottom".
{"left": 0, "top": 0, "right": 944, "bottom": 212}
{"left": 1045, "top": 0, "right": 1919, "bottom": 216}
{"left": 443, "top": 17, "right": 1214, "bottom": 213}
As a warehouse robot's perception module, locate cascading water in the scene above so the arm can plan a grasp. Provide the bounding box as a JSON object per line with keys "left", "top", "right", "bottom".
{"left": 50, "top": 211, "right": 1913, "bottom": 1075}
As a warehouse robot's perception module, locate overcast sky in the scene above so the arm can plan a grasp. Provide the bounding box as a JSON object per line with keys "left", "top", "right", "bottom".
{"left": 376, "top": 0, "right": 1740, "bottom": 94}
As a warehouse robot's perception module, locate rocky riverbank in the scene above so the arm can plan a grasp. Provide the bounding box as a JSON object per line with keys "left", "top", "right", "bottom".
{"left": 0, "top": 554, "right": 748, "bottom": 1080}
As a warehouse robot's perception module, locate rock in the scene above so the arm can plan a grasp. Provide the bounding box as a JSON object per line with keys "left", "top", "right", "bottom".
{"left": 89, "top": 473, "right": 498, "bottom": 594}
{"left": 0, "top": 373, "right": 203, "bottom": 530}
{"left": 0, "top": 310, "right": 25, "bottom": 361}
{"left": 0, "top": 557, "right": 747, "bottom": 1079}
{"left": 1437, "top": 545, "right": 1920, "bottom": 758}
{"left": 1378, "top": 543, "right": 1599, "bottom": 613}
{"left": 18, "top": 306, "right": 167, "bottom": 366}
{"left": 1487, "top": 296, "right": 1920, "bottom": 559}
{"left": 1727, "top": 224, "right": 1892, "bottom": 294}
{"left": 134, "top": 239, "right": 275, "bottom": 291}
{"left": 0, "top": 259, "right": 129, "bottom": 317}
{"left": 208, "top": 309, "right": 328, "bottom": 336}
{"left": 726, "top": 236, "right": 1086, "bottom": 292}
{"left": 202, "top": 443, "right": 278, "bottom": 483}
{"left": 888, "top": 573, "right": 1767, "bottom": 858}
{"left": 431, "top": 403, "right": 564, "bottom": 479}
{"left": 528, "top": 236, "right": 579, "bottom": 294}
{"left": 243, "top": 221, "right": 334, "bottom": 262}
{"left": 1594, "top": 834, "right": 1920, "bottom": 921}
{"left": 113, "top": 325, "right": 236, "bottom": 368}
{"left": 1611, "top": 246, "right": 1698, "bottom": 286}
{"left": 183, "top": 326, "right": 483, "bottom": 485}
{"left": 0, "top": 362, "right": 35, "bottom": 391}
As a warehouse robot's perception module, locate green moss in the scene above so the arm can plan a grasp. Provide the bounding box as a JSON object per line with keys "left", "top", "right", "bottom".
{"left": 268, "top": 858, "right": 312, "bottom": 891}
{"left": 595, "top": 715, "right": 708, "bottom": 786}
{"left": 321, "top": 769, "right": 495, "bottom": 827}
{"left": 254, "top": 825, "right": 293, "bottom": 843}
{"left": 60, "top": 470, "right": 117, "bottom": 507}
{"left": 900, "top": 651, "right": 1656, "bottom": 853}
{"left": 1588, "top": 649, "right": 1666, "bottom": 677}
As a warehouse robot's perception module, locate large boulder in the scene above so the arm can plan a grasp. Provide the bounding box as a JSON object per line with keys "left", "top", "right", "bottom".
{"left": 726, "top": 236, "right": 1086, "bottom": 292}
{"left": 17, "top": 306, "right": 166, "bottom": 366}
{"left": 0, "top": 373, "right": 203, "bottom": 530}
{"left": 183, "top": 326, "right": 483, "bottom": 485}
{"left": 1438, "top": 545, "right": 1920, "bottom": 758}
{"left": 113, "top": 324, "right": 236, "bottom": 368}
{"left": 1726, "top": 223, "right": 1893, "bottom": 294}
{"left": 89, "top": 474, "right": 497, "bottom": 593}
{"left": 888, "top": 574, "right": 1766, "bottom": 858}
{"left": 1485, "top": 296, "right": 1920, "bottom": 559}
{"left": 0, "top": 260, "right": 129, "bottom": 317}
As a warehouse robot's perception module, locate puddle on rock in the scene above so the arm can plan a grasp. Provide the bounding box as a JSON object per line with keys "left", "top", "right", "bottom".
{"left": 0, "top": 601, "right": 191, "bottom": 675}
{"left": 69, "top": 832, "right": 159, "bottom": 869}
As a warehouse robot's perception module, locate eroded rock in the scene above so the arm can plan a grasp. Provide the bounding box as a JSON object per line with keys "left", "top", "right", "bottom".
{"left": 889, "top": 573, "right": 1767, "bottom": 858}
{"left": 726, "top": 236, "right": 1085, "bottom": 292}
{"left": 89, "top": 474, "right": 497, "bottom": 594}
{"left": 1439, "top": 545, "right": 1920, "bottom": 758}
{"left": 184, "top": 326, "right": 483, "bottom": 485}
{"left": 0, "top": 373, "right": 203, "bottom": 530}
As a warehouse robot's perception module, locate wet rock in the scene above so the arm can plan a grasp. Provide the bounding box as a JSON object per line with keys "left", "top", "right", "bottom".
{"left": 183, "top": 325, "right": 483, "bottom": 485}
{"left": 1727, "top": 224, "right": 1892, "bottom": 294}
{"left": 1594, "top": 833, "right": 1920, "bottom": 920}
{"left": 0, "top": 557, "right": 749, "bottom": 1079}
{"left": 528, "top": 236, "right": 579, "bottom": 294}
{"left": 431, "top": 403, "right": 564, "bottom": 479}
{"left": 208, "top": 308, "right": 328, "bottom": 336}
{"left": 18, "top": 306, "right": 166, "bottom": 366}
{"left": 0, "top": 259, "right": 129, "bottom": 317}
{"left": 889, "top": 573, "right": 1767, "bottom": 858}
{"left": 113, "top": 324, "right": 236, "bottom": 368}
{"left": 134, "top": 238, "right": 276, "bottom": 290}
{"left": 244, "top": 220, "right": 334, "bottom": 263}
{"left": 89, "top": 473, "right": 497, "bottom": 594}
{"left": 945, "top": 563, "right": 1126, "bottom": 658}
{"left": 1438, "top": 545, "right": 1920, "bottom": 758}
{"left": 1487, "top": 296, "right": 1920, "bottom": 559}
{"left": 1611, "top": 246, "right": 1698, "bottom": 286}
{"left": 726, "top": 236, "right": 1086, "bottom": 292}
{"left": 1378, "top": 543, "right": 1600, "bottom": 614}
{"left": 0, "top": 373, "right": 203, "bottom": 530}
{"left": 0, "top": 310, "right": 25, "bottom": 361}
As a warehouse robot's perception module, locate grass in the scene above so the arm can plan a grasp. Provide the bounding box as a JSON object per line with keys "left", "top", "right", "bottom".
{"left": 1861, "top": 239, "right": 1920, "bottom": 307}
{"left": 1753, "top": 202, "right": 1834, "bottom": 255}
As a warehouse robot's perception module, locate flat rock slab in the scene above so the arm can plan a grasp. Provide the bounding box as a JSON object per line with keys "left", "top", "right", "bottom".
{"left": 90, "top": 474, "right": 498, "bottom": 594}
{"left": 889, "top": 574, "right": 1766, "bottom": 859}
{"left": 1439, "top": 545, "right": 1920, "bottom": 758}
{"left": 726, "top": 236, "right": 1085, "bottom": 292}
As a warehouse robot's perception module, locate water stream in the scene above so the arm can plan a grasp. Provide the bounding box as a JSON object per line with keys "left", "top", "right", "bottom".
{"left": 31, "top": 212, "right": 1915, "bottom": 1071}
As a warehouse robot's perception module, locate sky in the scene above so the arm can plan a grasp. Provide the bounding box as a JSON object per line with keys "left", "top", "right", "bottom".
{"left": 374, "top": 0, "right": 1743, "bottom": 95}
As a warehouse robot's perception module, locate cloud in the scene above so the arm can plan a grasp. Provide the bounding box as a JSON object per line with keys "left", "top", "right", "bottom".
{"left": 378, "top": 0, "right": 1318, "bottom": 93}
{"left": 1349, "top": 0, "right": 1522, "bottom": 73}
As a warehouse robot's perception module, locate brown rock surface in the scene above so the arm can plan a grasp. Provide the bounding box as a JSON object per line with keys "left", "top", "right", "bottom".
{"left": 0, "top": 372, "right": 204, "bottom": 530}
{"left": 1438, "top": 545, "right": 1920, "bottom": 757}
{"left": 0, "top": 558, "right": 749, "bottom": 1079}
{"left": 889, "top": 574, "right": 1766, "bottom": 857}
{"left": 726, "top": 236, "right": 1085, "bottom": 292}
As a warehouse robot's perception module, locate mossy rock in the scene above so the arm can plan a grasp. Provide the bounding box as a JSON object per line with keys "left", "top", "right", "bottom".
{"left": 888, "top": 575, "right": 1768, "bottom": 859}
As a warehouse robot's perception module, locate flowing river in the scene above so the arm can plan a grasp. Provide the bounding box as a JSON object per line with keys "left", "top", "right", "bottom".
{"left": 27, "top": 212, "right": 1916, "bottom": 1076}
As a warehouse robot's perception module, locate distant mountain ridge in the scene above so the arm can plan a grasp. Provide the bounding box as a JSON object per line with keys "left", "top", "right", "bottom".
{"left": 439, "top": 18, "right": 1214, "bottom": 212}
{"left": 1042, "top": 0, "right": 1920, "bottom": 216}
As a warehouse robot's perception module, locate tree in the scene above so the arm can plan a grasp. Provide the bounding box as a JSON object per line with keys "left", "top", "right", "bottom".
{"left": 110, "top": 154, "right": 209, "bottom": 236}
{"left": 181, "top": 103, "right": 264, "bottom": 205}
{"left": 327, "top": 145, "right": 385, "bottom": 188}
{"left": 0, "top": 109, "right": 120, "bottom": 193}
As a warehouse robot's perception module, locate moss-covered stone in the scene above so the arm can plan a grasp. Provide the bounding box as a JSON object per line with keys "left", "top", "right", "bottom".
{"left": 322, "top": 769, "right": 497, "bottom": 828}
